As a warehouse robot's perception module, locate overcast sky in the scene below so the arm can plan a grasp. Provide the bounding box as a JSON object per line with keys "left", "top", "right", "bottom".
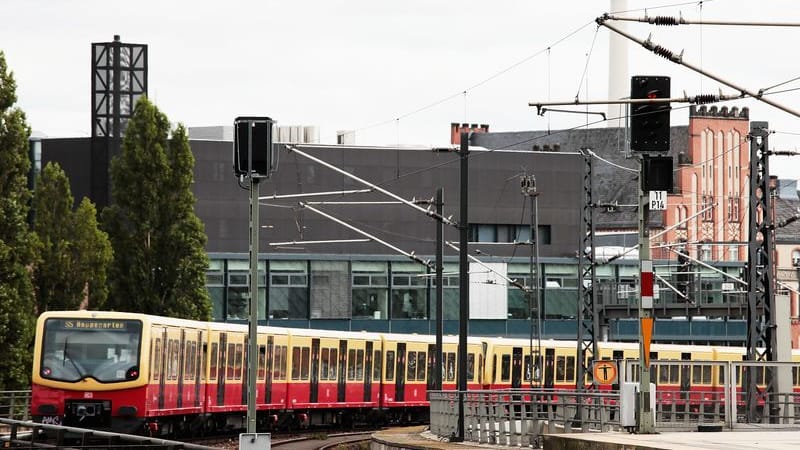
{"left": 2, "top": 0, "right": 799, "bottom": 179}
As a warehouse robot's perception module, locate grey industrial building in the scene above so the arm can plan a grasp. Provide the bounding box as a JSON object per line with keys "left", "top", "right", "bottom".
{"left": 38, "top": 120, "right": 754, "bottom": 344}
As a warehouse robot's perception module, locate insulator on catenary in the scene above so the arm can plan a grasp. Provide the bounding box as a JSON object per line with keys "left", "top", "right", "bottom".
{"left": 649, "top": 16, "right": 679, "bottom": 25}
{"left": 694, "top": 94, "right": 718, "bottom": 105}
{"left": 652, "top": 45, "right": 675, "bottom": 60}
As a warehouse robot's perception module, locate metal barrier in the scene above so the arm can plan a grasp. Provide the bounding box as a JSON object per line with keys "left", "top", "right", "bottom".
{"left": 0, "top": 418, "right": 217, "bottom": 449}
{"left": 429, "top": 389, "right": 619, "bottom": 447}
{"left": 0, "top": 391, "right": 30, "bottom": 421}
{"left": 623, "top": 359, "right": 800, "bottom": 430}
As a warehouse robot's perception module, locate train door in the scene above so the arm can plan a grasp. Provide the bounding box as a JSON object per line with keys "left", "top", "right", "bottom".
{"left": 265, "top": 336, "right": 274, "bottom": 403}
{"left": 217, "top": 333, "right": 227, "bottom": 405}
{"left": 544, "top": 348, "right": 555, "bottom": 389}
{"left": 612, "top": 350, "right": 624, "bottom": 392}
{"left": 512, "top": 347, "right": 523, "bottom": 389}
{"left": 195, "top": 331, "right": 203, "bottom": 408}
{"left": 177, "top": 329, "right": 186, "bottom": 408}
{"left": 337, "top": 340, "right": 347, "bottom": 402}
{"left": 395, "top": 343, "right": 406, "bottom": 401}
{"left": 681, "top": 352, "right": 691, "bottom": 398}
{"left": 426, "top": 344, "right": 437, "bottom": 391}
{"left": 241, "top": 336, "right": 249, "bottom": 405}
{"left": 364, "top": 341, "right": 373, "bottom": 402}
{"left": 155, "top": 327, "right": 167, "bottom": 410}
{"left": 310, "top": 339, "right": 320, "bottom": 403}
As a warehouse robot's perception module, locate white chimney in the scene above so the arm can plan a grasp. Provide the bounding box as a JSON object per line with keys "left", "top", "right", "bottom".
{"left": 607, "top": 0, "right": 629, "bottom": 128}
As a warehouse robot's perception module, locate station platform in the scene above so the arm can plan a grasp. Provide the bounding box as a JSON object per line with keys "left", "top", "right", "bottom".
{"left": 371, "top": 425, "right": 800, "bottom": 450}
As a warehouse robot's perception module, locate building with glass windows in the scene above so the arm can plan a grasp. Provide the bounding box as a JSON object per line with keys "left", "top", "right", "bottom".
{"left": 41, "top": 108, "right": 790, "bottom": 345}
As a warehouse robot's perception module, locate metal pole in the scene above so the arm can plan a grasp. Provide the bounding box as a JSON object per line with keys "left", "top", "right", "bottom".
{"left": 435, "top": 187, "right": 444, "bottom": 391}
{"left": 248, "top": 175, "right": 260, "bottom": 434}
{"left": 455, "top": 133, "right": 469, "bottom": 442}
{"left": 637, "top": 159, "right": 655, "bottom": 433}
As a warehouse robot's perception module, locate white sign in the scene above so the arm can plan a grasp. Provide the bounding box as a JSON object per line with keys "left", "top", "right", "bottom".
{"left": 649, "top": 191, "right": 667, "bottom": 210}
{"left": 721, "top": 282, "right": 735, "bottom": 292}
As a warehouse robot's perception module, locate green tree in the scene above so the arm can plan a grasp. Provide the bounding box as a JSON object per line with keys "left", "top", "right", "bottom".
{"left": 0, "top": 51, "right": 37, "bottom": 389}
{"left": 32, "top": 162, "right": 112, "bottom": 312}
{"left": 103, "top": 97, "right": 210, "bottom": 320}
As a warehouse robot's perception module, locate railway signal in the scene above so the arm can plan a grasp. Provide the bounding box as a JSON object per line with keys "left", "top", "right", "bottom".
{"left": 630, "top": 76, "right": 671, "bottom": 153}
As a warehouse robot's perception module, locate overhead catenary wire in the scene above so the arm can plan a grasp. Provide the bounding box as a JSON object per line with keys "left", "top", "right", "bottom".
{"left": 299, "top": 202, "right": 431, "bottom": 268}
{"left": 606, "top": 14, "right": 800, "bottom": 27}
{"left": 597, "top": 16, "right": 800, "bottom": 119}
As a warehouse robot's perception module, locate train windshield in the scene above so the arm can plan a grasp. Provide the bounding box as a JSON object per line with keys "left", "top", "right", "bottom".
{"left": 40, "top": 318, "right": 143, "bottom": 383}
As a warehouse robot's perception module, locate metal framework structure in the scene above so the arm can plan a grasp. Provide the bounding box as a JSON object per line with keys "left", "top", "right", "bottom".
{"left": 576, "top": 149, "right": 598, "bottom": 392}
{"left": 91, "top": 35, "right": 147, "bottom": 138}
{"left": 89, "top": 36, "right": 147, "bottom": 208}
{"left": 746, "top": 121, "right": 777, "bottom": 421}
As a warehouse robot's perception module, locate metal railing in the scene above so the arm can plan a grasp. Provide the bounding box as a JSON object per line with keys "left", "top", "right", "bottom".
{"left": 0, "top": 418, "right": 217, "bottom": 449}
{"left": 0, "top": 391, "right": 30, "bottom": 421}
{"left": 429, "top": 389, "right": 619, "bottom": 447}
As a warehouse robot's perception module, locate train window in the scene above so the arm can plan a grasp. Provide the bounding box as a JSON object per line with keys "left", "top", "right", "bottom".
{"left": 185, "top": 341, "right": 196, "bottom": 381}
{"left": 501, "top": 354, "right": 511, "bottom": 382}
{"left": 321, "top": 348, "right": 330, "bottom": 381}
{"left": 417, "top": 352, "right": 426, "bottom": 381}
{"left": 692, "top": 364, "right": 711, "bottom": 384}
{"left": 523, "top": 355, "right": 532, "bottom": 382}
{"left": 555, "top": 356, "right": 565, "bottom": 382}
{"left": 356, "top": 349, "right": 364, "bottom": 380}
{"left": 329, "top": 349, "right": 337, "bottom": 380}
{"left": 210, "top": 342, "right": 218, "bottom": 381}
{"left": 467, "top": 354, "right": 475, "bottom": 381}
{"left": 234, "top": 344, "right": 243, "bottom": 380}
{"left": 348, "top": 349, "right": 357, "bottom": 381}
{"left": 793, "top": 366, "right": 799, "bottom": 387}
{"left": 478, "top": 355, "right": 484, "bottom": 385}
{"left": 373, "top": 350, "right": 382, "bottom": 381}
{"left": 169, "top": 339, "right": 179, "bottom": 380}
{"left": 300, "top": 347, "right": 310, "bottom": 380}
{"left": 274, "top": 345, "right": 287, "bottom": 380}
{"left": 386, "top": 351, "right": 395, "bottom": 381}
{"left": 659, "top": 365, "right": 669, "bottom": 384}
{"left": 152, "top": 338, "right": 162, "bottom": 381}
{"left": 492, "top": 355, "right": 497, "bottom": 383}
{"left": 446, "top": 353, "right": 456, "bottom": 381}
{"left": 258, "top": 345, "right": 266, "bottom": 380}
{"left": 566, "top": 356, "right": 575, "bottom": 382}
{"left": 407, "top": 351, "right": 417, "bottom": 381}
{"left": 227, "top": 343, "right": 236, "bottom": 379}
{"left": 291, "top": 347, "right": 301, "bottom": 380}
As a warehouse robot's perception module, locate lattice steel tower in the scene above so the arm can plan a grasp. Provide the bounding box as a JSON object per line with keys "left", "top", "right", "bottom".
{"left": 90, "top": 35, "right": 147, "bottom": 206}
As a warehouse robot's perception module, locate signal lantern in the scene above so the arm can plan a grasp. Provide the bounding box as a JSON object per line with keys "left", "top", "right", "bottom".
{"left": 630, "top": 76, "right": 671, "bottom": 152}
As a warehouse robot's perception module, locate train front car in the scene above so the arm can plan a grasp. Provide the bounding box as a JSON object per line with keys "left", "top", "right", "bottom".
{"left": 32, "top": 311, "right": 148, "bottom": 434}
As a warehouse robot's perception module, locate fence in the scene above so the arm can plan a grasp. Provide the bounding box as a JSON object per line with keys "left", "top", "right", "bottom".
{"left": 0, "top": 391, "right": 30, "bottom": 421}
{"left": 429, "top": 389, "right": 618, "bottom": 447}
{"left": 430, "top": 360, "right": 800, "bottom": 446}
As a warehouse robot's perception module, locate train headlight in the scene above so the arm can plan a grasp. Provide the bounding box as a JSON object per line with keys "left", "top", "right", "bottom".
{"left": 42, "top": 367, "right": 52, "bottom": 377}
{"left": 125, "top": 366, "right": 139, "bottom": 380}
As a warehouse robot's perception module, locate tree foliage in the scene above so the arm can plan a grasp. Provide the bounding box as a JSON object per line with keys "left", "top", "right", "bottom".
{"left": 33, "top": 162, "right": 112, "bottom": 312}
{"left": 103, "top": 97, "right": 210, "bottom": 320}
{"left": 0, "top": 51, "right": 37, "bottom": 389}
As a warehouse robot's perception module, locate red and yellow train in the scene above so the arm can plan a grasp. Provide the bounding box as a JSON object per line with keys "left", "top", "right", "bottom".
{"left": 31, "top": 311, "right": 800, "bottom": 436}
